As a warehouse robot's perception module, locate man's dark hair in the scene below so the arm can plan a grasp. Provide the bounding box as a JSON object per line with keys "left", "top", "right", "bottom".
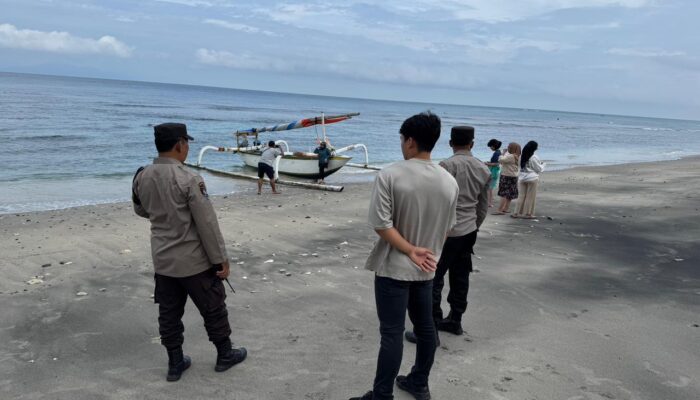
{"left": 451, "top": 126, "right": 475, "bottom": 147}
{"left": 156, "top": 137, "right": 180, "bottom": 153}
{"left": 521, "top": 140, "right": 539, "bottom": 169}
{"left": 268, "top": 140, "right": 276, "bottom": 147}
{"left": 399, "top": 111, "right": 441, "bottom": 152}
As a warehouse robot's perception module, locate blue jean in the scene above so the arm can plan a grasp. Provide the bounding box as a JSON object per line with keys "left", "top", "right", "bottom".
{"left": 372, "top": 276, "right": 437, "bottom": 399}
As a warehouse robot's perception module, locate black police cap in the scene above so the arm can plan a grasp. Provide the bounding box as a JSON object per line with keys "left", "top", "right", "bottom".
{"left": 154, "top": 123, "right": 194, "bottom": 141}
{"left": 451, "top": 125, "right": 474, "bottom": 146}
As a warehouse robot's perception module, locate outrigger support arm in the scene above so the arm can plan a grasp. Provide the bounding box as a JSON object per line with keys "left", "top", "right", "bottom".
{"left": 274, "top": 140, "right": 289, "bottom": 153}
{"left": 334, "top": 143, "right": 370, "bottom": 167}
{"left": 196, "top": 145, "right": 259, "bottom": 166}
{"left": 273, "top": 155, "right": 283, "bottom": 181}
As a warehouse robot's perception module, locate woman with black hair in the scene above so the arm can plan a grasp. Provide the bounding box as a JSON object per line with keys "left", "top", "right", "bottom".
{"left": 513, "top": 141, "right": 545, "bottom": 219}
{"left": 484, "top": 139, "right": 502, "bottom": 207}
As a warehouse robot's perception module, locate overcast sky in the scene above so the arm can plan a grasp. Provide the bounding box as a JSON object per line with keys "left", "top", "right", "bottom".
{"left": 1, "top": 0, "right": 698, "bottom": 120}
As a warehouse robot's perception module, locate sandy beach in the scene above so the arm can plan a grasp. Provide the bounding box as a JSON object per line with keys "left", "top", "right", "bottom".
{"left": 1, "top": 156, "right": 699, "bottom": 400}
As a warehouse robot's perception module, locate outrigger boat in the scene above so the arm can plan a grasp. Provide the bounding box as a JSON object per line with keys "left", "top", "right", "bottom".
{"left": 196, "top": 112, "right": 376, "bottom": 181}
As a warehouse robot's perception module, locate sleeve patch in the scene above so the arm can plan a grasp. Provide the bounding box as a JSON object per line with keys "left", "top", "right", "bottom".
{"left": 198, "top": 181, "right": 209, "bottom": 198}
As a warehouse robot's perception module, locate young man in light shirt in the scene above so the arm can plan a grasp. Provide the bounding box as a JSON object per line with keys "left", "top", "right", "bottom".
{"left": 350, "top": 112, "right": 459, "bottom": 400}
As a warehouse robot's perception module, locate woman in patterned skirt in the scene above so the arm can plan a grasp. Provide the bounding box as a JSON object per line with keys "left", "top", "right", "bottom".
{"left": 494, "top": 142, "right": 521, "bottom": 215}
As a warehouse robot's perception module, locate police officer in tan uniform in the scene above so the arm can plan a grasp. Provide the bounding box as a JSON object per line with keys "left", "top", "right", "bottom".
{"left": 132, "top": 123, "right": 246, "bottom": 382}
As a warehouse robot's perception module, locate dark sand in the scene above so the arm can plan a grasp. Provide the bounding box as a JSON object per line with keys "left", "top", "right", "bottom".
{"left": 1, "top": 157, "right": 698, "bottom": 399}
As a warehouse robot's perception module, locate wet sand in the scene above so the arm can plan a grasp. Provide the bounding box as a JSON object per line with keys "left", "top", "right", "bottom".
{"left": 1, "top": 157, "right": 699, "bottom": 400}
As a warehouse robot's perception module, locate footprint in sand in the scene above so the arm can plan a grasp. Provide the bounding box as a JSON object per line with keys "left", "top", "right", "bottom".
{"left": 663, "top": 376, "right": 691, "bottom": 388}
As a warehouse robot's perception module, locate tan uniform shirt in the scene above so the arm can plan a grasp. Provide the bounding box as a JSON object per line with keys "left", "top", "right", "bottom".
{"left": 439, "top": 150, "right": 491, "bottom": 237}
{"left": 133, "top": 157, "right": 228, "bottom": 277}
{"left": 365, "top": 159, "right": 459, "bottom": 281}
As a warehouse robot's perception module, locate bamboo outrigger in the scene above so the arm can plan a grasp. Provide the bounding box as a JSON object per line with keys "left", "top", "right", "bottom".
{"left": 191, "top": 112, "right": 382, "bottom": 191}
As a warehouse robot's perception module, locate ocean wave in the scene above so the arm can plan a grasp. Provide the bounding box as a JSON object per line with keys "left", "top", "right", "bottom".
{"left": 157, "top": 114, "right": 232, "bottom": 122}
{"left": 17, "top": 134, "right": 89, "bottom": 142}
{"left": 641, "top": 127, "right": 675, "bottom": 132}
{"left": 0, "top": 197, "right": 128, "bottom": 214}
{"left": 104, "top": 103, "right": 176, "bottom": 109}
{"left": 207, "top": 104, "right": 292, "bottom": 113}
{"left": 470, "top": 122, "right": 581, "bottom": 130}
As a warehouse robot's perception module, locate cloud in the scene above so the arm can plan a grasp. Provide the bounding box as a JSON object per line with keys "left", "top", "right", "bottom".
{"left": 607, "top": 47, "right": 686, "bottom": 58}
{"left": 154, "top": 0, "right": 217, "bottom": 6}
{"left": 195, "top": 48, "right": 485, "bottom": 89}
{"left": 0, "top": 23, "right": 132, "bottom": 57}
{"left": 203, "top": 19, "right": 278, "bottom": 37}
{"left": 196, "top": 48, "right": 291, "bottom": 71}
{"left": 398, "top": 0, "right": 654, "bottom": 23}
{"left": 253, "top": 1, "right": 654, "bottom": 25}
{"left": 452, "top": 36, "right": 577, "bottom": 64}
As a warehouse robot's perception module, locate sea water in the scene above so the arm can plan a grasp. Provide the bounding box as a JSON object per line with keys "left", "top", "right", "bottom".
{"left": 2, "top": 72, "right": 700, "bottom": 213}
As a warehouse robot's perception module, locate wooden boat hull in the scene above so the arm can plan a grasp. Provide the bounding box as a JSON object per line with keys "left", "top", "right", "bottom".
{"left": 239, "top": 151, "right": 351, "bottom": 179}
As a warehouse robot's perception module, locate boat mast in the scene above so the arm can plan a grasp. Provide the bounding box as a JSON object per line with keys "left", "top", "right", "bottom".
{"left": 321, "top": 112, "right": 327, "bottom": 142}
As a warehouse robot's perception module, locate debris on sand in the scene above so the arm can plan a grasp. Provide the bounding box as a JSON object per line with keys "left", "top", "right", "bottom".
{"left": 27, "top": 278, "right": 44, "bottom": 285}
{"left": 76, "top": 291, "right": 88, "bottom": 296}
{"left": 264, "top": 259, "right": 274, "bottom": 263}
{"left": 41, "top": 263, "right": 51, "bottom": 268}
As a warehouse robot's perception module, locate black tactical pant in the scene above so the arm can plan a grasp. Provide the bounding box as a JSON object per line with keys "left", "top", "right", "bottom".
{"left": 373, "top": 276, "right": 436, "bottom": 399}
{"left": 154, "top": 268, "right": 231, "bottom": 350}
{"left": 432, "top": 231, "right": 478, "bottom": 322}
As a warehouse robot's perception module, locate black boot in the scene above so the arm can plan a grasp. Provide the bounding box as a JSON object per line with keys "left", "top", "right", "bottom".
{"left": 404, "top": 330, "right": 440, "bottom": 347}
{"left": 166, "top": 347, "right": 191, "bottom": 382}
{"left": 214, "top": 338, "right": 247, "bottom": 372}
{"left": 396, "top": 375, "right": 431, "bottom": 400}
{"left": 436, "top": 311, "right": 463, "bottom": 335}
{"left": 348, "top": 391, "right": 373, "bottom": 400}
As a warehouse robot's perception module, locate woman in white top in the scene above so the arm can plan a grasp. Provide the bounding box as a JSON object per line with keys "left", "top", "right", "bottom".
{"left": 512, "top": 141, "right": 545, "bottom": 219}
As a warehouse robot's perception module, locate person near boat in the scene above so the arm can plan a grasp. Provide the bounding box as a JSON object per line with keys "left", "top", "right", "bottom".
{"left": 257, "top": 141, "right": 283, "bottom": 195}
{"left": 314, "top": 140, "right": 334, "bottom": 184}
{"left": 131, "top": 123, "right": 247, "bottom": 382}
